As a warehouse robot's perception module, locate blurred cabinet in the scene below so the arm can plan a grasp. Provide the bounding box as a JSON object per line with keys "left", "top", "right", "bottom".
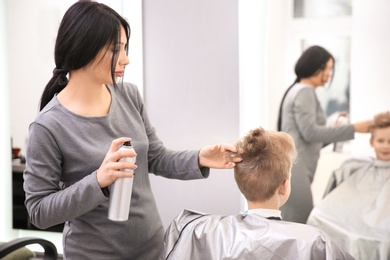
{"left": 12, "top": 162, "right": 64, "bottom": 232}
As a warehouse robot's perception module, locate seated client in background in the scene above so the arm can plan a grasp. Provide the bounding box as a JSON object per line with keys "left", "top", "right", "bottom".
{"left": 307, "top": 111, "right": 390, "bottom": 260}
{"left": 160, "top": 127, "right": 353, "bottom": 260}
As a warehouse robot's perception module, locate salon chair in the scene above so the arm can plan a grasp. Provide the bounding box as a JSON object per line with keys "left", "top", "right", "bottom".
{"left": 0, "top": 237, "right": 58, "bottom": 260}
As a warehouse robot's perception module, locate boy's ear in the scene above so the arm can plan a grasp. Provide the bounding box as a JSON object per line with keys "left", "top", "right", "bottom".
{"left": 278, "top": 180, "right": 288, "bottom": 196}
{"left": 370, "top": 137, "right": 374, "bottom": 147}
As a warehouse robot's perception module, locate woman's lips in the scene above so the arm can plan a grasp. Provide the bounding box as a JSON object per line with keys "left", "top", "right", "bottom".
{"left": 115, "top": 71, "right": 124, "bottom": 77}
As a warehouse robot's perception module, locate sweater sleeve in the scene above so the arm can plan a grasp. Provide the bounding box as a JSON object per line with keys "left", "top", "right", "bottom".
{"left": 293, "top": 87, "right": 355, "bottom": 144}
{"left": 24, "top": 123, "right": 108, "bottom": 229}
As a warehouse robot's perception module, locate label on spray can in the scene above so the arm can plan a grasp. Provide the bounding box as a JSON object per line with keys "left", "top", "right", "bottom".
{"left": 108, "top": 141, "right": 136, "bottom": 221}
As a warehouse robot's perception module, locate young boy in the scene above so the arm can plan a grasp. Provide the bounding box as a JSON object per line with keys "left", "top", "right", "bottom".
{"left": 161, "top": 127, "right": 353, "bottom": 260}
{"left": 308, "top": 112, "right": 390, "bottom": 260}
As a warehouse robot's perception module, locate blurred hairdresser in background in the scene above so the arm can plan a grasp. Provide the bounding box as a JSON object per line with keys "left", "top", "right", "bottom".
{"left": 277, "top": 45, "right": 372, "bottom": 224}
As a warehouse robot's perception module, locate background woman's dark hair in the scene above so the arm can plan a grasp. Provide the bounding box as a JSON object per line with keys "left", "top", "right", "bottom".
{"left": 39, "top": 1, "right": 130, "bottom": 111}
{"left": 277, "top": 45, "right": 335, "bottom": 131}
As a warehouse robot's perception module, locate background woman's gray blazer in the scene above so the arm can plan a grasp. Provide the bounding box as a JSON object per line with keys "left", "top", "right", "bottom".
{"left": 280, "top": 83, "right": 355, "bottom": 223}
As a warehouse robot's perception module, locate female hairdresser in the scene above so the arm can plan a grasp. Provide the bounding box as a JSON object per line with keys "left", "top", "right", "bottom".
{"left": 23, "top": 2, "right": 241, "bottom": 259}
{"left": 277, "top": 45, "right": 372, "bottom": 224}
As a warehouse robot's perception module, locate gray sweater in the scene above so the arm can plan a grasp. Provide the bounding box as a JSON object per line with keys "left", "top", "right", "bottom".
{"left": 24, "top": 83, "right": 209, "bottom": 259}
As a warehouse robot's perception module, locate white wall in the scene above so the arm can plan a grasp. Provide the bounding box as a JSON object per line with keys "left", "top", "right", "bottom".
{"left": 239, "top": 0, "right": 270, "bottom": 132}
{"left": 350, "top": 0, "right": 390, "bottom": 151}
{"left": 265, "top": 0, "right": 292, "bottom": 130}
{"left": 7, "top": 0, "right": 75, "bottom": 152}
{"left": 143, "top": 0, "right": 242, "bottom": 228}
{"left": 0, "top": 0, "right": 16, "bottom": 242}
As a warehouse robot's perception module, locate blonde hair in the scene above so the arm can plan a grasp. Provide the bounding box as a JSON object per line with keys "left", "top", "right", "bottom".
{"left": 234, "top": 127, "right": 297, "bottom": 202}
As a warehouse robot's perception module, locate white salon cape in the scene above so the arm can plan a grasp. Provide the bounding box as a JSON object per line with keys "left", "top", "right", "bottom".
{"left": 307, "top": 156, "right": 390, "bottom": 260}
{"left": 160, "top": 209, "right": 353, "bottom": 260}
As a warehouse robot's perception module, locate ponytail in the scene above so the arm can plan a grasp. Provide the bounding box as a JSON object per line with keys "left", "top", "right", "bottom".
{"left": 39, "top": 68, "right": 69, "bottom": 111}
{"left": 277, "top": 78, "right": 299, "bottom": 131}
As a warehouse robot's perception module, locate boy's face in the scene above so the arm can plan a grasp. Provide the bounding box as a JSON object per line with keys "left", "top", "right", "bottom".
{"left": 370, "top": 126, "right": 390, "bottom": 161}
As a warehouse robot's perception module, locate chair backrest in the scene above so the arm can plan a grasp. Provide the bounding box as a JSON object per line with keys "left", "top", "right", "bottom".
{"left": 0, "top": 237, "right": 58, "bottom": 260}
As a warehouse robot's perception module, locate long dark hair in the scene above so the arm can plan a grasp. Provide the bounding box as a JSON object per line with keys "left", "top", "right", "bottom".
{"left": 39, "top": 1, "right": 130, "bottom": 111}
{"left": 277, "top": 45, "right": 335, "bottom": 131}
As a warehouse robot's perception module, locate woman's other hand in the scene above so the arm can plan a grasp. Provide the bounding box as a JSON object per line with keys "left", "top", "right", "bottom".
{"left": 354, "top": 120, "right": 373, "bottom": 133}
{"left": 199, "top": 144, "right": 242, "bottom": 169}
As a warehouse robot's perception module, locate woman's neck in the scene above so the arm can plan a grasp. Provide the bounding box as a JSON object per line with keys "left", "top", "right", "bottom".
{"left": 299, "top": 78, "right": 317, "bottom": 88}
{"left": 57, "top": 72, "right": 112, "bottom": 117}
